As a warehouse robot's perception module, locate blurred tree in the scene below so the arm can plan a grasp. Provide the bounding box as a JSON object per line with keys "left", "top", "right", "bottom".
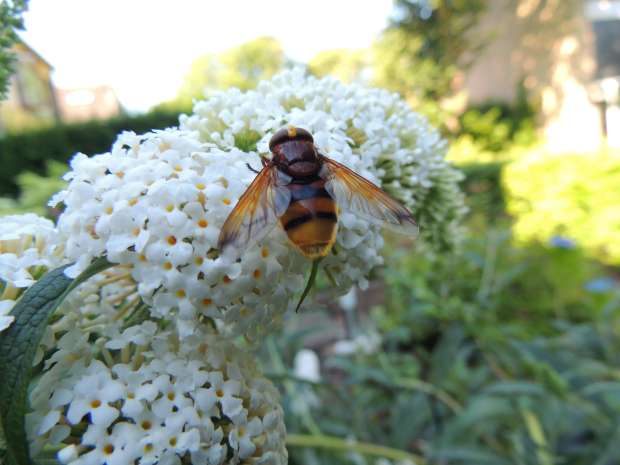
{"left": 169, "top": 36, "right": 286, "bottom": 110}
{"left": 0, "top": 0, "right": 28, "bottom": 100}
{"left": 373, "top": 0, "right": 488, "bottom": 126}
{"left": 217, "top": 36, "right": 285, "bottom": 89}
{"left": 308, "top": 48, "right": 370, "bottom": 84}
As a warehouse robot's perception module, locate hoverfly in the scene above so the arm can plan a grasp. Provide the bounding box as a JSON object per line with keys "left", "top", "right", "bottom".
{"left": 218, "top": 126, "right": 418, "bottom": 311}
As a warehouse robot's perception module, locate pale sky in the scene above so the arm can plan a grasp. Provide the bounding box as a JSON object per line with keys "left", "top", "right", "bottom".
{"left": 20, "top": 0, "right": 394, "bottom": 112}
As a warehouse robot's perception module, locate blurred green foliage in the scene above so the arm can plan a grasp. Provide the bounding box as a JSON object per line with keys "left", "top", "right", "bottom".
{"left": 385, "top": 0, "right": 487, "bottom": 100}
{"left": 504, "top": 148, "right": 620, "bottom": 266}
{"left": 308, "top": 49, "right": 369, "bottom": 84}
{"left": 372, "top": 0, "right": 487, "bottom": 127}
{"left": 0, "top": 110, "right": 179, "bottom": 196}
{"left": 448, "top": 85, "right": 538, "bottom": 167}
{"left": 0, "top": 0, "right": 28, "bottom": 99}
{"left": 458, "top": 99, "right": 537, "bottom": 153}
{"left": 268, "top": 226, "right": 620, "bottom": 465}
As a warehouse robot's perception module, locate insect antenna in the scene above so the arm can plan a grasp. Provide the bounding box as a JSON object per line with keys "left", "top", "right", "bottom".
{"left": 295, "top": 258, "right": 322, "bottom": 313}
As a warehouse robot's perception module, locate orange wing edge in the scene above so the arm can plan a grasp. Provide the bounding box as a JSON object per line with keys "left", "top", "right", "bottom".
{"left": 319, "top": 155, "right": 418, "bottom": 236}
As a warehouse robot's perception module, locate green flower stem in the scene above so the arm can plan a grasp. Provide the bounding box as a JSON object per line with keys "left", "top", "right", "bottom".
{"left": 286, "top": 433, "right": 425, "bottom": 464}
{"left": 476, "top": 228, "right": 498, "bottom": 304}
{"left": 391, "top": 377, "right": 462, "bottom": 414}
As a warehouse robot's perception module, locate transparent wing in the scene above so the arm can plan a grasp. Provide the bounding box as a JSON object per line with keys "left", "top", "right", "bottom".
{"left": 319, "top": 155, "right": 418, "bottom": 236}
{"left": 218, "top": 166, "right": 291, "bottom": 256}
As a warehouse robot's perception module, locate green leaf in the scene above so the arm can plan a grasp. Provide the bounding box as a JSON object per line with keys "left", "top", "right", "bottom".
{"left": 582, "top": 381, "right": 620, "bottom": 397}
{"left": 430, "top": 446, "right": 512, "bottom": 465}
{"left": 482, "top": 381, "right": 547, "bottom": 397}
{"left": 445, "top": 396, "right": 513, "bottom": 438}
{"left": 521, "top": 409, "right": 553, "bottom": 465}
{"left": 0, "top": 257, "right": 112, "bottom": 465}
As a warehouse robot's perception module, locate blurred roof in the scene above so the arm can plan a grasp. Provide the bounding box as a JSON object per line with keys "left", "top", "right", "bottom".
{"left": 15, "top": 38, "right": 53, "bottom": 69}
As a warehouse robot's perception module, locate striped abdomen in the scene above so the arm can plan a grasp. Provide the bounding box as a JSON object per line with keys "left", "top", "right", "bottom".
{"left": 279, "top": 176, "right": 338, "bottom": 258}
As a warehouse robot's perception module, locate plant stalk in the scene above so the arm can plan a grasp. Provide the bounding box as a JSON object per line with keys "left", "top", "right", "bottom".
{"left": 286, "top": 433, "right": 425, "bottom": 464}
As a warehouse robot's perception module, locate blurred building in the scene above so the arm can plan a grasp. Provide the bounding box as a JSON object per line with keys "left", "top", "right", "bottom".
{"left": 0, "top": 41, "right": 122, "bottom": 134}
{"left": 56, "top": 86, "right": 122, "bottom": 123}
{"left": 463, "top": 0, "right": 620, "bottom": 152}
{"left": 0, "top": 41, "right": 61, "bottom": 133}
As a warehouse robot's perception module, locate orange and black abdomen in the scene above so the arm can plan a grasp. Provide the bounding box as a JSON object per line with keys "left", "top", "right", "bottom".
{"left": 279, "top": 176, "right": 338, "bottom": 259}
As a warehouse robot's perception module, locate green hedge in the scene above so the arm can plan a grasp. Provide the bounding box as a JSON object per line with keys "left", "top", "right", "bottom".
{"left": 0, "top": 111, "right": 181, "bottom": 196}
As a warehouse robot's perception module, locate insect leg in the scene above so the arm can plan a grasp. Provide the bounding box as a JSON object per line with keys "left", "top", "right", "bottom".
{"left": 245, "top": 163, "right": 261, "bottom": 174}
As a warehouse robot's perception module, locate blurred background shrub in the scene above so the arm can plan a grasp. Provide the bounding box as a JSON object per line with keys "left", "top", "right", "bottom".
{"left": 457, "top": 97, "right": 538, "bottom": 154}
{"left": 0, "top": 110, "right": 179, "bottom": 196}
{"left": 504, "top": 148, "right": 620, "bottom": 266}
{"left": 0, "top": 159, "right": 65, "bottom": 215}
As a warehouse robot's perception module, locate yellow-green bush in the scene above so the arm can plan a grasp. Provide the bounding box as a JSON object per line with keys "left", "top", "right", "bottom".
{"left": 504, "top": 148, "right": 620, "bottom": 264}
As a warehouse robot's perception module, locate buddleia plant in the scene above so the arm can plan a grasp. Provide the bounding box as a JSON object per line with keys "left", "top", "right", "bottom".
{"left": 0, "top": 69, "right": 465, "bottom": 465}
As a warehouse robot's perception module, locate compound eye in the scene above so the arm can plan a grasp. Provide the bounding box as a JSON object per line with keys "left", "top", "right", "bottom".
{"left": 294, "top": 127, "right": 313, "bottom": 143}
{"left": 269, "top": 128, "right": 290, "bottom": 151}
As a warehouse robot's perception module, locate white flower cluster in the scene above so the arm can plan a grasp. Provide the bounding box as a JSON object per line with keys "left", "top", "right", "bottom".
{"left": 54, "top": 68, "right": 464, "bottom": 339}
{"left": 28, "top": 320, "right": 287, "bottom": 465}
{"left": 0, "top": 213, "right": 63, "bottom": 331}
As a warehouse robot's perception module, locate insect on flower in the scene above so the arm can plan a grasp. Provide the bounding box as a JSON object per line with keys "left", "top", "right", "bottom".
{"left": 218, "top": 126, "right": 418, "bottom": 311}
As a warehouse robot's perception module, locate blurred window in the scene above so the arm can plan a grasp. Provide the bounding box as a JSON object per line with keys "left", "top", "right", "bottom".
{"left": 65, "top": 90, "right": 96, "bottom": 107}
{"left": 593, "top": 20, "right": 620, "bottom": 78}
{"left": 587, "top": 1, "right": 620, "bottom": 78}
